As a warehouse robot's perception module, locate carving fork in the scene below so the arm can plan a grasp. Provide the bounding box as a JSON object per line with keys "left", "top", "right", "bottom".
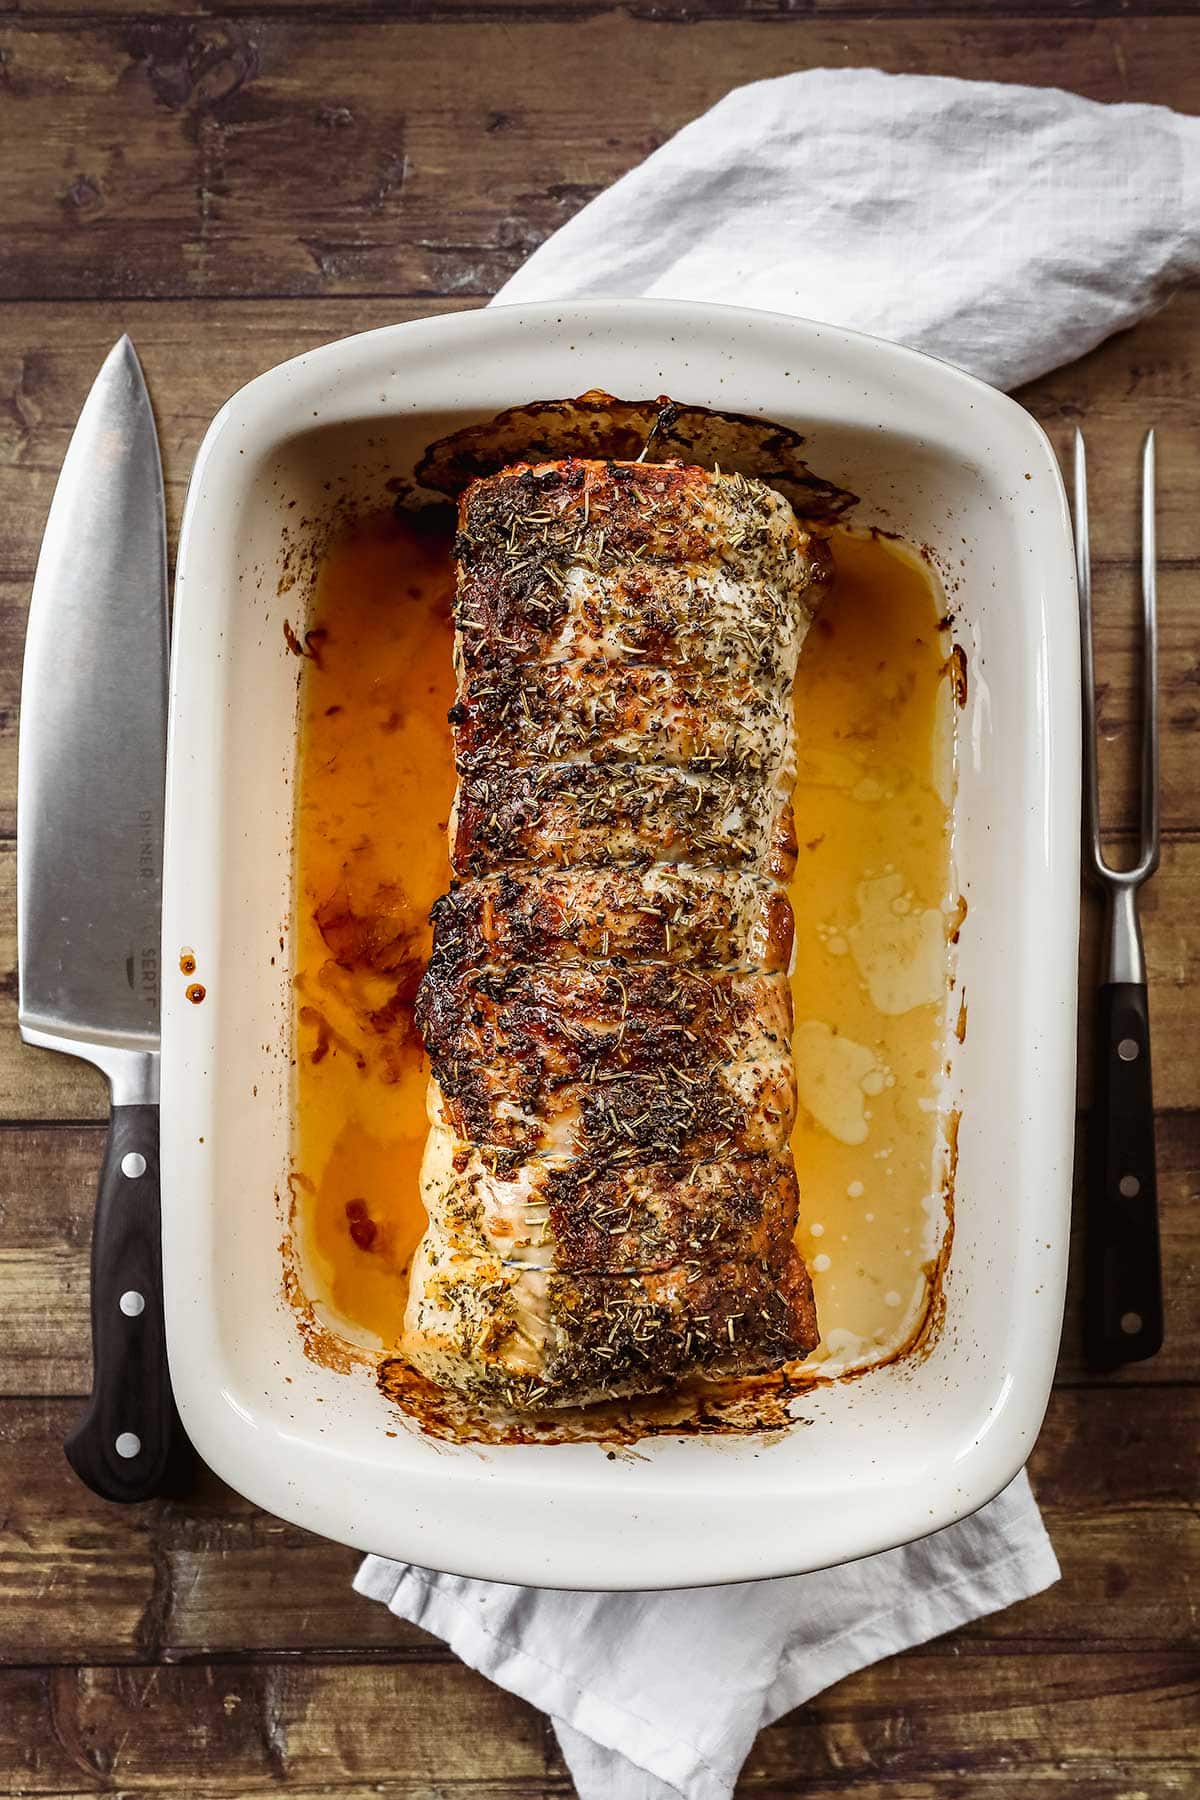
{"left": 1073, "top": 429, "right": 1163, "bottom": 1368}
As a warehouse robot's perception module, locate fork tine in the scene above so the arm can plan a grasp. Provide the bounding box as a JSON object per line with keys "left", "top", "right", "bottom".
{"left": 1074, "top": 429, "right": 1104, "bottom": 876}
{"left": 1141, "top": 430, "right": 1161, "bottom": 876}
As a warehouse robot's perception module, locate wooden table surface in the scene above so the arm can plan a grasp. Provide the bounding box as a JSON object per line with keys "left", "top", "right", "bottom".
{"left": 1, "top": 4, "right": 1198, "bottom": 1794}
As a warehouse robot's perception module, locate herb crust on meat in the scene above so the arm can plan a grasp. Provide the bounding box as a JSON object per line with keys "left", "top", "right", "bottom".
{"left": 403, "top": 457, "right": 829, "bottom": 1408}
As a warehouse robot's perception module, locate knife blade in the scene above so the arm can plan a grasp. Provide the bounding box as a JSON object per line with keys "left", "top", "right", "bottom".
{"left": 18, "top": 336, "right": 187, "bottom": 1502}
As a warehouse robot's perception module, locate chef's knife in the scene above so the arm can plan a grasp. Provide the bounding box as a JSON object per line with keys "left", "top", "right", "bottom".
{"left": 18, "top": 336, "right": 186, "bottom": 1502}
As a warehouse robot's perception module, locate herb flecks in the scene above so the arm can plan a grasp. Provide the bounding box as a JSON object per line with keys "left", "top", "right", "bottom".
{"left": 409, "top": 457, "right": 828, "bottom": 1407}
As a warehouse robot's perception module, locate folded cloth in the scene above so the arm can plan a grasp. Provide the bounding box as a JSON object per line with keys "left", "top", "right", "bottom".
{"left": 495, "top": 67, "right": 1200, "bottom": 390}
{"left": 357, "top": 68, "right": 1199, "bottom": 1800}
{"left": 357, "top": 1471, "right": 1058, "bottom": 1800}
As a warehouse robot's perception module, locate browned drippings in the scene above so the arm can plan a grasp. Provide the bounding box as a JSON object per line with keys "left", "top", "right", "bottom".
{"left": 945, "top": 642, "right": 969, "bottom": 709}
{"left": 291, "top": 515, "right": 456, "bottom": 1342}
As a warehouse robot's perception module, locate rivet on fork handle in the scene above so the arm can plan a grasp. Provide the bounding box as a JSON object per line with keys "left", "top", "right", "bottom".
{"left": 1073, "top": 429, "right": 1164, "bottom": 1370}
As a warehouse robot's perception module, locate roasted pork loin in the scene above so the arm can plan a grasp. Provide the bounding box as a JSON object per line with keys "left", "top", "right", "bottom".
{"left": 404, "top": 458, "right": 829, "bottom": 1407}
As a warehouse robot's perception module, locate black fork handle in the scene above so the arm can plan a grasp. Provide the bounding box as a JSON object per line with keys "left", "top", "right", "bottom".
{"left": 1085, "top": 983, "right": 1164, "bottom": 1369}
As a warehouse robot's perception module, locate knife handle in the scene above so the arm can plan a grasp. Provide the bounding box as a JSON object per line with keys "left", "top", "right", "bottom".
{"left": 65, "top": 1104, "right": 190, "bottom": 1502}
{"left": 1085, "top": 982, "right": 1164, "bottom": 1370}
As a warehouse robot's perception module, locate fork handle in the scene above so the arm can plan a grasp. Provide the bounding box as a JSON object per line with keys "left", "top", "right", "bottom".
{"left": 1086, "top": 982, "right": 1163, "bottom": 1369}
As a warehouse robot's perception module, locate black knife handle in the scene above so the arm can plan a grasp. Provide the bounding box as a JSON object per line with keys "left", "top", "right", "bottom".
{"left": 64, "top": 1104, "right": 190, "bottom": 1502}
{"left": 1085, "top": 983, "right": 1164, "bottom": 1370}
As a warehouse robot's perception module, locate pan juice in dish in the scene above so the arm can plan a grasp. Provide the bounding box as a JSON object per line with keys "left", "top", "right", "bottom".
{"left": 292, "top": 506, "right": 954, "bottom": 1402}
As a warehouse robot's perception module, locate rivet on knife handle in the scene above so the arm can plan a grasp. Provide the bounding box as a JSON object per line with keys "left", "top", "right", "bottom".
{"left": 64, "top": 1104, "right": 188, "bottom": 1501}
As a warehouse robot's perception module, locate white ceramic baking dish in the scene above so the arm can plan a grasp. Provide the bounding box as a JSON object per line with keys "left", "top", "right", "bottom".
{"left": 163, "top": 301, "right": 1078, "bottom": 1588}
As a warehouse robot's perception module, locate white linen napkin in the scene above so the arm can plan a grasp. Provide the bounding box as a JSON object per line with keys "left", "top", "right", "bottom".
{"left": 356, "top": 69, "right": 1200, "bottom": 1800}
{"left": 496, "top": 67, "right": 1200, "bottom": 391}
{"left": 357, "top": 1469, "right": 1058, "bottom": 1799}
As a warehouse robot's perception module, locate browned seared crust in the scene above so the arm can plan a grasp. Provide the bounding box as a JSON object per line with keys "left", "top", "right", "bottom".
{"left": 419, "top": 964, "right": 792, "bottom": 1080}
{"left": 424, "top": 868, "right": 795, "bottom": 976}
{"left": 453, "top": 459, "right": 828, "bottom": 675}
{"left": 405, "top": 1250, "right": 819, "bottom": 1411}
{"left": 451, "top": 761, "right": 798, "bottom": 880}
{"left": 420, "top": 964, "right": 794, "bottom": 1160}
{"left": 422, "top": 1146, "right": 802, "bottom": 1275}
{"left": 452, "top": 658, "right": 790, "bottom": 778}
{"left": 404, "top": 458, "right": 825, "bottom": 1408}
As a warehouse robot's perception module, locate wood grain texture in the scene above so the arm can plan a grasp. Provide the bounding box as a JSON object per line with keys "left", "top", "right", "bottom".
{"left": 2, "top": 2, "right": 1198, "bottom": 1791}
{"left": 0, "top": 1661, "right": 549, "bottom": 1792}
{"left": 0, "top": 1785, "right": 1196, "bottom": 1800}
{"left": 0, "top": 16, "right": 1198, "bottom": 303}
{"left": 0, "top": 300, "right": 475, "bottom": 580}
{"left": 7, "top": 0, "right": 1200, "bottom": 17}
{"left": 0, "top": 1652, "right": 1197, "bottom": 1796}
